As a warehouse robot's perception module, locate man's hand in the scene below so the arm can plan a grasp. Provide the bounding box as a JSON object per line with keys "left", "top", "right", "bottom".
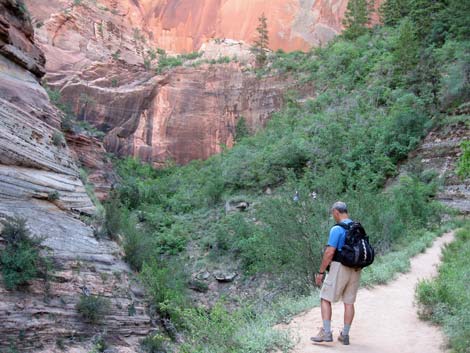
{"left": 315, "top": 273, "right": 324, "bottom": 287}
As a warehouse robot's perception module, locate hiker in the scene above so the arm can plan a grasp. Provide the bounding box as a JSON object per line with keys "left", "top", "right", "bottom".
{"left": 311, "top": 201, "right": 361, "bottom": 346}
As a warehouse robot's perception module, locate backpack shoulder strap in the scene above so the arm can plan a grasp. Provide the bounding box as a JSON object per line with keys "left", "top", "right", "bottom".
{"left": 335, "top": 222, "right": 351, "bottom": 230}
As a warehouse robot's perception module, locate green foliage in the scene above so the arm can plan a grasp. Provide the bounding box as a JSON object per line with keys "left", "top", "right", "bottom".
{"left": 111, "top": 50, "right": 121, "bottom": 61}
{"left": 76, "top": 295, "right": 111, "bottom": 324}
{"left": 155, "top": 50, "right": 203, "bottom": 74}
{"left": 235, "top": 117, "right": 250, "bottom": 142}
{"left": 416, "top": 225, "right": 470, "bottom": 352}
{"left": 140, "top": 260, "right": 188, "bottom": 323}
{"left": 391, "top": 18, "right": 419, "bottom": 75}
{"left": 379, "top": 0, "right": 410, "bottom": 26}
{"left": 342, "top": 0, "right": 372, "bottom": 40}
{"left": 108, "top": 4, "right": 469, "bottom": 352}
{"left": 251, "top": 13, "right": 269, "bottom": 66}
{"left": 456, "top": 141, "right": 470, "bottom": 179}
{"left": 52, "top": 131, "right": 64, "bottom": 147}
{"left": 140, "top": 333, "right": 170, "bottom": 353}
{"left": 437, "top": 41, "right": 470, "bottom": 110}
{"left": 156, "top": 55, "right": 184, "bottom": 74}
{"left": 0, "top": 217, "right": 51, "bottom": 290}
{"left": 103, "top": 195, "right": 122, "bottom": 239}
{"left": 47, "top": 191, "right": 60, "bottom": 201}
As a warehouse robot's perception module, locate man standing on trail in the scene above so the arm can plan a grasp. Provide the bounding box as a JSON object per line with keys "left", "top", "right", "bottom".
{"left": 311, "top": 201, "right": 361, "bottom": 346}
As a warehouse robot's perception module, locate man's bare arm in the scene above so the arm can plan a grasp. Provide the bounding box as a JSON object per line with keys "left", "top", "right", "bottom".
{"left": 319, "top": 246, "right": 336, "bottom": 273}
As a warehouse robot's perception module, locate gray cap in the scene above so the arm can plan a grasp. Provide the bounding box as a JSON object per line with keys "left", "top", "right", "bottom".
{"left": 331, "top": 201, "right": 348, "bottom": 213}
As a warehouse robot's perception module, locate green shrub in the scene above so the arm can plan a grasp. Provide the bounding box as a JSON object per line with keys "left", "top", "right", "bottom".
{"left": 76, "top": 295, "right": 111, "bottom": 324}
{"left": 140, "top": 333, "right": 170, "bottom": 353}
{"left": 52, "top": 131, "right": 64, "bottom": 147}
{"left": 47, "top": 191, "right": 60, "bottom": 201}
{"left": 122, "top": 217, "right": 155, "bottom": 271}
{"left": 456, "top": 141, "right": 470, "bottom": 179}
{"left": 0, "top": 217, "right": 51, "bottom": 290}
{"left": 104, "top": 196, "right": 122, "bottom": 239}
{"left": 140, "top": 260, "right": 188, "bottom": 323}
{"left": 235, "top": 117, "right": 249, "bottom": 142}
{"left": 416, "top": 225, "right": 470, "bottom": 352}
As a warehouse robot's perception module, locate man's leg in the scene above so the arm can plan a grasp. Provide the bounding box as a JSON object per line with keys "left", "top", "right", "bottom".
{"left": 321, "top": 298, "right": 332, "bottom": 332}
{"left": 311, "top": 298, "right": 334, "bottom": 342}
{"left": 344, "top": 303, "right": 354, "bottom": 325}
{"left": 339, "top": 303, "right": 354, "bottom": 345}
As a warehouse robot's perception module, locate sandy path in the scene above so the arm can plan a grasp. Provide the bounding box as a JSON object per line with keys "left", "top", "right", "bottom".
{"left": 281, "top": 232, "right": 454, "bottom": 353}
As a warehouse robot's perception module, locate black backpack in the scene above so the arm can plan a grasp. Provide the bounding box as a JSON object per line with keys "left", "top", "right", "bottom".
{"left": 333, "top": 221, "right": 375, "bottom": 269}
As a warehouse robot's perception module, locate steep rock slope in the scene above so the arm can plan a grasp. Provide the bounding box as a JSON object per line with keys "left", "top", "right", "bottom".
{"left": 398, "top": 112, "right": 470, "bottom": 214}
{"left": 47, "top": 60, "right": 297, "bottom": 166}
{"left": 25, "top": 0, "right": 305, "bottom": 165}
{"left": 26, "top": 0, "right": 362, "bottom": 57}
{"left": 0, "top": 1, "right": 152, "bottom": 351}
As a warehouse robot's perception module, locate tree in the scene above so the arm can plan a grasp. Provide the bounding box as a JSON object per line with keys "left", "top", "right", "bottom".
{"left": 379, "top": 0, "right": 410, "bottom": 26}
{"left": 235, "top": 116, "right": 249, "bottom": 142}
{"left": 342, "top": 0, "right": 372, "bottom": 40}
{"left": 251, "top": 13, "right": 269, "bottom": 66}
{"left": 79, "top": 93, "right": 96, "bottom": 122}
{"left": 392, "top": 18, "right": 419, "bottom": 74}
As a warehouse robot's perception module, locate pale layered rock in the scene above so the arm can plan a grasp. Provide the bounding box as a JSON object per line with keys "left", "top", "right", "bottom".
{"left": 0, "top": 2, "right": 154, "bottom": 351}
{"left": 66, "top": 133, "right": 117, "bottom": 201}
{"left": 399, "top": 120, "right": 470, "bottom": 213}
{"left": 199, "top": 39, "right": 253, "bottom": 63}
{"left": 0, "top": 200, "right": 153, "bottom": 352}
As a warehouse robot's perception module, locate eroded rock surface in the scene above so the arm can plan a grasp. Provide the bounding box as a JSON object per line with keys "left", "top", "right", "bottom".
{"left": 25, "top": 0, "right": 373, "bottom": 59}
{"left": 49, "top": 61, "right": 297, "bottom": 166}
{"left": 0, "top": 1, "right": 153, "bottom": 350}
{"left": 400, "top": 117, "right": 470, "bottom": 213}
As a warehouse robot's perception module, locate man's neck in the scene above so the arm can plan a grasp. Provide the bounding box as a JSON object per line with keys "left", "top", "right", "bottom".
{"left": 337, "top": 214, "right": 350, "bottom": 222}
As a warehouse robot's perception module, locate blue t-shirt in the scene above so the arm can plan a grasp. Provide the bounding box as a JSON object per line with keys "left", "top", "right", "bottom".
{"left": 327, "top": 219, "right": 353, "bottom": 251}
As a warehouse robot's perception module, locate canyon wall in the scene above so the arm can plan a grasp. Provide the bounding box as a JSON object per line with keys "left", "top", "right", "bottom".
{"left": 26, "top": 0, "right": 357, "bottom": 60}
{"left": 0, "top": 1, "right": 153, "bottom": 351}
{"left": 46, "top": 60, "right": 297, "bottom": 166}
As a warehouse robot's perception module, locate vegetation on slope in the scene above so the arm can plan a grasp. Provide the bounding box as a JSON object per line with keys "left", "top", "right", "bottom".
{"left": 100, "top": 0, "right": 470, "bottom": 351}
{"left": 416, "top": 224, "right": 470, "bottom": 352}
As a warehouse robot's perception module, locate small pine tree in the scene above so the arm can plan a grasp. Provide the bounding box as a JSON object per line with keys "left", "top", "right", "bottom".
{"left": 342, "top": 0, "right": 372, "bottom": 40}
{"left": 379, "top": 0, "right": 410, "bottom": 26}
{"left": 235, "top": 116, "right": 249, "bottom": 142}
{"left": 392, "top": 18, "right": 419, "bottom": 74}
{"left": 251, "top": 13, "right": 269, "bottom": 66}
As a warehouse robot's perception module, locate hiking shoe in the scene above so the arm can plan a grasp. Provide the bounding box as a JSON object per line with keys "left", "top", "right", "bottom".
{"left": 310, "top": 328, "right": 333, "bottom": 342}
{"left": 338, "top": 331, "right": 350, "bottom": 345}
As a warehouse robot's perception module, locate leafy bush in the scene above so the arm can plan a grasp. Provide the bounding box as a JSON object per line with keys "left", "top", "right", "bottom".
{"left": 0, "top": 217, "right": 51, "bottom": 290}
{"left": 76, "top": 295, "right": 111, "bottom": 324}
{"left": 52, "top": 131, "right": 64, "bottom": 147}
{"left": 416, "top": 225, "right": 470, "bottom": 352}
{"left": 47, "top": 191, "right": 60, "bottom": 201}
{"left": 141, "top": 333, "right": 170, "bottom": 353}
{"left": 140, "top": 260, "right": 188, "bottom": 323}
{"left": 456, "top": 141, "right": 470, "bottom": 179}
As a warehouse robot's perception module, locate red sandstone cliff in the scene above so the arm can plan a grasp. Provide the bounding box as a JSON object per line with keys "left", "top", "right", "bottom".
{"left": 27, "top": 0, "right": 356, "bottom": 58}
{"left": 24, "top": 0, "right": 309, "bottom": 165}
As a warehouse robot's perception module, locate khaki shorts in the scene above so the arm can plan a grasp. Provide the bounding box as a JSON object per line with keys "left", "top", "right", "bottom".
{"left": 320, "top": 261, "right": 361, "bottom": 304}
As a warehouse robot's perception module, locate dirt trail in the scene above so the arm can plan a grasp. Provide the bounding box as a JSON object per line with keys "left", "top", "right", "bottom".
{"left": 281, "top": 232, "right": 454, "bottom": 353}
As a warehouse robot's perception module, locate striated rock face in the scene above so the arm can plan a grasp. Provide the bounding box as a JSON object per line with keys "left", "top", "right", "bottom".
{"left": 0, "top": 200, "right": 152, "bottom": 353}
{"left": 399, "top": 117, "right": 470, "bottom": 214}
{"left": 0, "top": 0, "right": 93, "bottom": 214}
{"left": 25, "top": 0, "right": 371, "bottom": 61}
{"left": 46, "top": 60, "right": 299, "bottom": 166}
{"left": 0, "top": 1, "right": 153, "bottom": 351}
{"left": 22, "top": 0, "right": 315, "bottom": 166}
{"left": 66, "top": 133, "right": 117, "bottom": 201}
